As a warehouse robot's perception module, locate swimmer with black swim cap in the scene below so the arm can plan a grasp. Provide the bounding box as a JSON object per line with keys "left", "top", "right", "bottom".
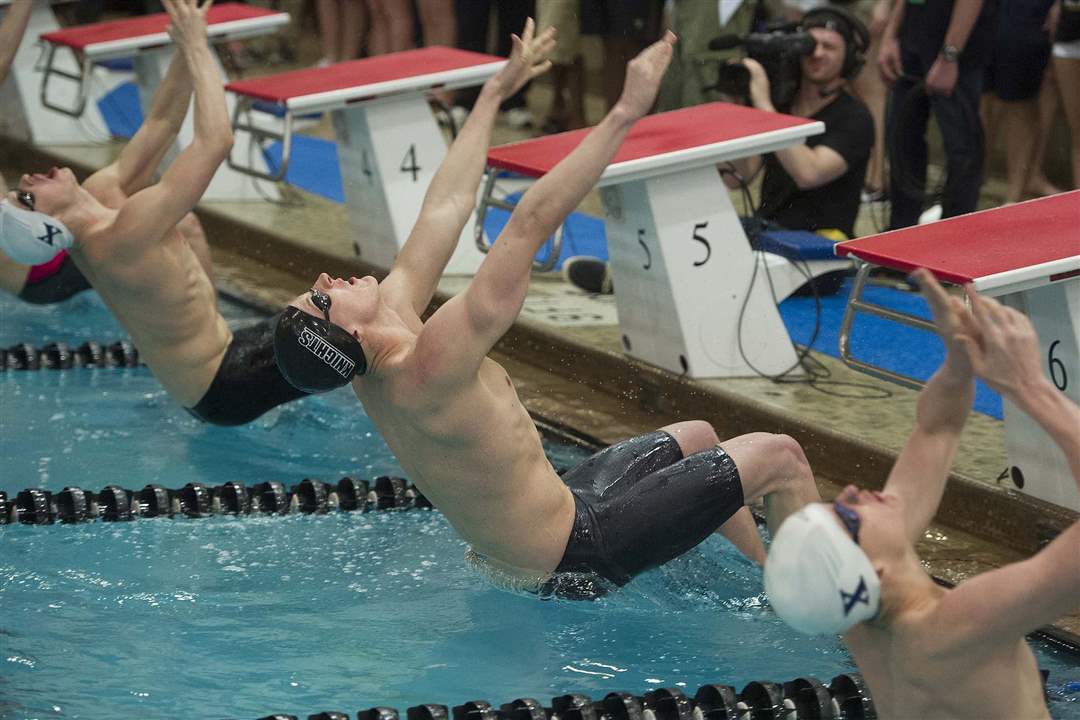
{"left": 275, "top": 286, "right": 367, "bottom": 392}
{"left": 272, "top": 24, "right": 824, "bottom": 599}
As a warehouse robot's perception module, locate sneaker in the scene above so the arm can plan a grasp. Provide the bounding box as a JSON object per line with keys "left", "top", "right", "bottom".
{"left": 918, "top": 203, "right": 943, "bottom": 225}
{"left": 562, "top": 256, "right": 613, "bottom": 294}
{"left": 503, "top": 107, "right": 534, "bottom": 129}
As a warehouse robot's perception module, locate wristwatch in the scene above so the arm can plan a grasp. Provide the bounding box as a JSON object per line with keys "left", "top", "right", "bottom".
{"left": 941, "top": 44, "right": 961, "bottom": 62}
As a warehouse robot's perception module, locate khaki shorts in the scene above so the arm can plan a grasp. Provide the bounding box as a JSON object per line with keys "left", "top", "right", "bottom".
{"left": 537, "top": 0, "right": 582, "bottom": 64}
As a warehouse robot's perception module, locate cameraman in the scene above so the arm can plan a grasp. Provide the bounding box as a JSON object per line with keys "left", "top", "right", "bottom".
{"left": 724, "top": 7, "right": 874, "bottom": 240}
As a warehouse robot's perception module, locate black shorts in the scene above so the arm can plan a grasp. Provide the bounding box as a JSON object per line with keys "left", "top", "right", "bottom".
{"left": 544, "top": 430, "right": 745, "bottom": 599}
{"left": 17, "top": 253, "right": 91, "bottom": 305}
{"left": 579, "top": 0, "right": 663, "bottom": 43}
{"left": 186, "top": 314, "right": 308, "bottom": 426}
{"left": 984, "top": 0, "right": 1055, "bottom": 101}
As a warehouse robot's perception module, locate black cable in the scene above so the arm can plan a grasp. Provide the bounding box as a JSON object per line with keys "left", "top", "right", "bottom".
{"left": 720, "top": 164, "right": 894, "bottom": 400}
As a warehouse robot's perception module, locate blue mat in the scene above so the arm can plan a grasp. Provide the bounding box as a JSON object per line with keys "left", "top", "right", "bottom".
{"left": 93, "top": 85, "right": 1003, "bottom": 417}
{"left": 264, "top": 137, "right": 346, "bottom": 203}
{"left": 97, "top": 81, "right": 143, "bottom": 139}
{"left": 779, "top": 278, "right": 1003, "bottom": 419}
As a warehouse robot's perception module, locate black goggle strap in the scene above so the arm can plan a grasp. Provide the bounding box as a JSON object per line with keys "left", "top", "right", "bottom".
{"left": 16, "top": 191, "right": 34, "bottom": 211}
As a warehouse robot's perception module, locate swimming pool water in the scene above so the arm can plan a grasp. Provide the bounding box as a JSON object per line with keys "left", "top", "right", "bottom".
{"left": 2, "top": 293, "right": 1078, "bottom": 719}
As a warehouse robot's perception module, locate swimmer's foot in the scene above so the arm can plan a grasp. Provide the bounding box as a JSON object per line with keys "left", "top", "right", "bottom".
{"left": 563, "top": 256, "right": 613, "bottom": 295}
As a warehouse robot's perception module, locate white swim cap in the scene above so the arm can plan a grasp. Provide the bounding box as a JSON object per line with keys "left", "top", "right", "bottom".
{"left": 764, "top": 503, "right": 881, "bottom": 635}
{"left": 0, "top": 199, "right": 74, "bottom": 264}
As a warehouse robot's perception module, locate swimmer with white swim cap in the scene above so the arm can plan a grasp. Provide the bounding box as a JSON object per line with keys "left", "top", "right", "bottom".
{"left": 5, "top": 0, "right": 308, "bottom": 424}
{"left": 765, "top": 268, "right": 1080, "bottom": 720}
{"left": 275, "top": 22, "right": 825, "bottom": 598}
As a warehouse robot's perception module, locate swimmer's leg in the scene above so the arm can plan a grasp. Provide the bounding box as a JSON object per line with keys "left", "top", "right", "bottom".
{"left": 660, "top": 421, "right": 765, "bottom": 564}
{"left": 176, "top": 212, "right": 214, "bottom": 284}
{"left": 717, "top": 432, "right": 821, "bottom": 540}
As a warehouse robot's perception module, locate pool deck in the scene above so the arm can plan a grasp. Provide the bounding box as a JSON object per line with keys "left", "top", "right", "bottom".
{"left": 2, "top": 131, "right": 1077, "bottom": 646}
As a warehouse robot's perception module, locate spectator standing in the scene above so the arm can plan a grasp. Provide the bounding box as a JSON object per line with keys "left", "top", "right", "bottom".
{"left": 536, "top": 0, "right": 586, "bottom": 131}
{"left": 316, "top": 0, "right": 368, "bottom": 65}
{"left": 980, "top": 0, "right": 1061, "bottom": 204}
{"left": 453, "top": 0, "right": 535, "bottom": 127}
{"left": 1054, "top": 0, "right": 1080, "bottom": 187}
{"left": 879, "top": 0, "right": 997, "bottom": 228}
{"left": 580, "top": 1, "right": 664, "bottom": 112}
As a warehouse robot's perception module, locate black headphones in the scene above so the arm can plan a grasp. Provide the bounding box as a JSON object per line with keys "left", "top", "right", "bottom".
{"left": 801, "top": 5, "right": 870, "bottom": 80}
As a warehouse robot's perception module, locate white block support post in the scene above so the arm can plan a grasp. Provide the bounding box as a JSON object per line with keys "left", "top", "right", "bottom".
{"left": 1000, "top": 279, "right": 1080, "bottom": 511}
{"left": 332, "top": 93, "right": 485, "bottom": 274}
{"left": 600, "top": 165, "right": 802, "bottom": 378}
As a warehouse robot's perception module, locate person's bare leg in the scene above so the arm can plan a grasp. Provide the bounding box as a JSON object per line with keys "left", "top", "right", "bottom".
{"left": 718, "top": 432, "right": 820, "bottom": 539}
{"left": 660, "top": 420, "right": 766, "bottom": 564}
{"left": 1027, "top": 65, "right": 1064, "bottom": 196}
{"left": 851, "top": 38, "right": 887, "bottom": 193}
{"left": 1001, "top": 98, "right": 1039, "bottom": 203}
{"left": 339, "top": 0, "right": 368, "bottom": 61}
{"left": 416, "top": 0, "right": 457, "bottom": 104}
{"left": 1056, "top": 55, "right": 1080, "bottom": 188}
{"left": 980, "top": 92, "right": 1003, "bottom": 172}
{"left": 566, "top": 54, "right": 587, "bottom": 128}
{"left": 316, "top": 0, "right": 342, "bottom": 63}
{"left": 381, "top": 0, "right": 415, "bottom": 52}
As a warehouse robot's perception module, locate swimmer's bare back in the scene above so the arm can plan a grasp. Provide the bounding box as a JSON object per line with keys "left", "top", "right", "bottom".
{"left": 347, "top": 30, "right": 678, "bottom": 579}
{"left": 18, "top": 0, "right": 234, "bottom": 406}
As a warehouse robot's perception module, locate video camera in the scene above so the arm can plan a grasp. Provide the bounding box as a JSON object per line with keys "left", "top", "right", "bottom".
{"left": 706, "top": 23, "right": 816, "bottom": 109}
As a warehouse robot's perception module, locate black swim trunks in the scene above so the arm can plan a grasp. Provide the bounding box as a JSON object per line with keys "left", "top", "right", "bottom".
{"left": 17, "top": 251, "right": 91, "bottom": 305}
{"left": 545, "top": 430, "right": 745, "bottom": 599}
{"left": 186, "top": 313, "right": 309, "bottom": 426}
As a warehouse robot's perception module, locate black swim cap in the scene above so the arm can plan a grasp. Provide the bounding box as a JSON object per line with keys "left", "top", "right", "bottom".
{"left": 274, "top": 306, "right": 367, "bottom": 393}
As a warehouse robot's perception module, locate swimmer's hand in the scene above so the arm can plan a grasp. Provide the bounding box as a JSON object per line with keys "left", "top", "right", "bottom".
{"left": 614, "top": 31, "right": 677, "bottom": 122}
{"left": 913, "top": 267, "right": 974, "bottom": 377}
{"left": 162, "top": 0, "right": 212, "bottom": 49}
{"left": 488, "top": 18, "right": 556, "bottom": 100}
{"left": 956, "top": 284, "right": 1046, "bottom": 398}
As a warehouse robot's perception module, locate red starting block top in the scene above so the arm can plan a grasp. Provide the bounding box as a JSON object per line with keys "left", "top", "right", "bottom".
{"left": 487, "top": 102, "right": 821, "bottom": 185}
{"left": 836, "top": 191, "right": 1080, "bottom": 294}
{"left": 40, "top": 3, "right": 286, "bottom": 55}
{"left": 225, "top": 47, "right": 504, "bottom": 111}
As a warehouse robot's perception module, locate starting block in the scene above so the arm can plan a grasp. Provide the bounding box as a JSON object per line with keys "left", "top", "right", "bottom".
{"left": 836, "top": 190, "right": 1080, "bottom": 511}
{"left": 483, "top": 102, "right": 850, "bottom": 378}
{"left": 36, "top": 2, "right": 289, "bottom": 200}
{"left": 225, "top": 47, "right": 504, "bottom": 273}
{"left": 0, "top": 0, "right": 118, "bottom": 144}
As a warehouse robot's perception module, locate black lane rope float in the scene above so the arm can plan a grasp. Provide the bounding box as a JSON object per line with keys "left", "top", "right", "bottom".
{"left": 0, "top": 476, "right": 432, "bottom": 525}
{"left": 257, "top": 673, "right": 876, "bottom": 720}
{"left": 1, "top": 340, "right": 141, "bottom": 370}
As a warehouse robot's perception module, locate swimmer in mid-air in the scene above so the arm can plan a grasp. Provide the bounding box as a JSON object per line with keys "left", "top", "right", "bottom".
{"left": 274, "top": 22, "right": 821, "bottom": 596}
{"left": 0, "top": 0, "right": 306, "bottom": 425}
{"left": 765, "top": 269, "right": 1080, "bottom": 719}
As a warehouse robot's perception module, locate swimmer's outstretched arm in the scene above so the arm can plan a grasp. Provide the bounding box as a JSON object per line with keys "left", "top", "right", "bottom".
{"left": 0, "top": 0, "right": 34, "bottom": 84}
{"left": 111, "top": 0, "right": 232, "bottom": 246}
{"left": 85, "top": 48, "right": 193, "bottom": 198}
{"left": 913, "top": 289, "right": 1080, "bottom": 651}
{"left": 414, "top": 33, "right": 676, "bottom": 376}
{"left": 383, "top": 19, "right": 555, "bottom": 316}
{"left": 882, "top": 269, "right": 975, "bottom": 542}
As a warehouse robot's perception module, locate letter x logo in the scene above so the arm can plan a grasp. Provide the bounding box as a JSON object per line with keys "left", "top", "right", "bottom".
{"left": 841, "top": 576, "right": 870, "bottom": 616}
{"left": 37, "top": 224, "right": 63, "bottom": 246}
